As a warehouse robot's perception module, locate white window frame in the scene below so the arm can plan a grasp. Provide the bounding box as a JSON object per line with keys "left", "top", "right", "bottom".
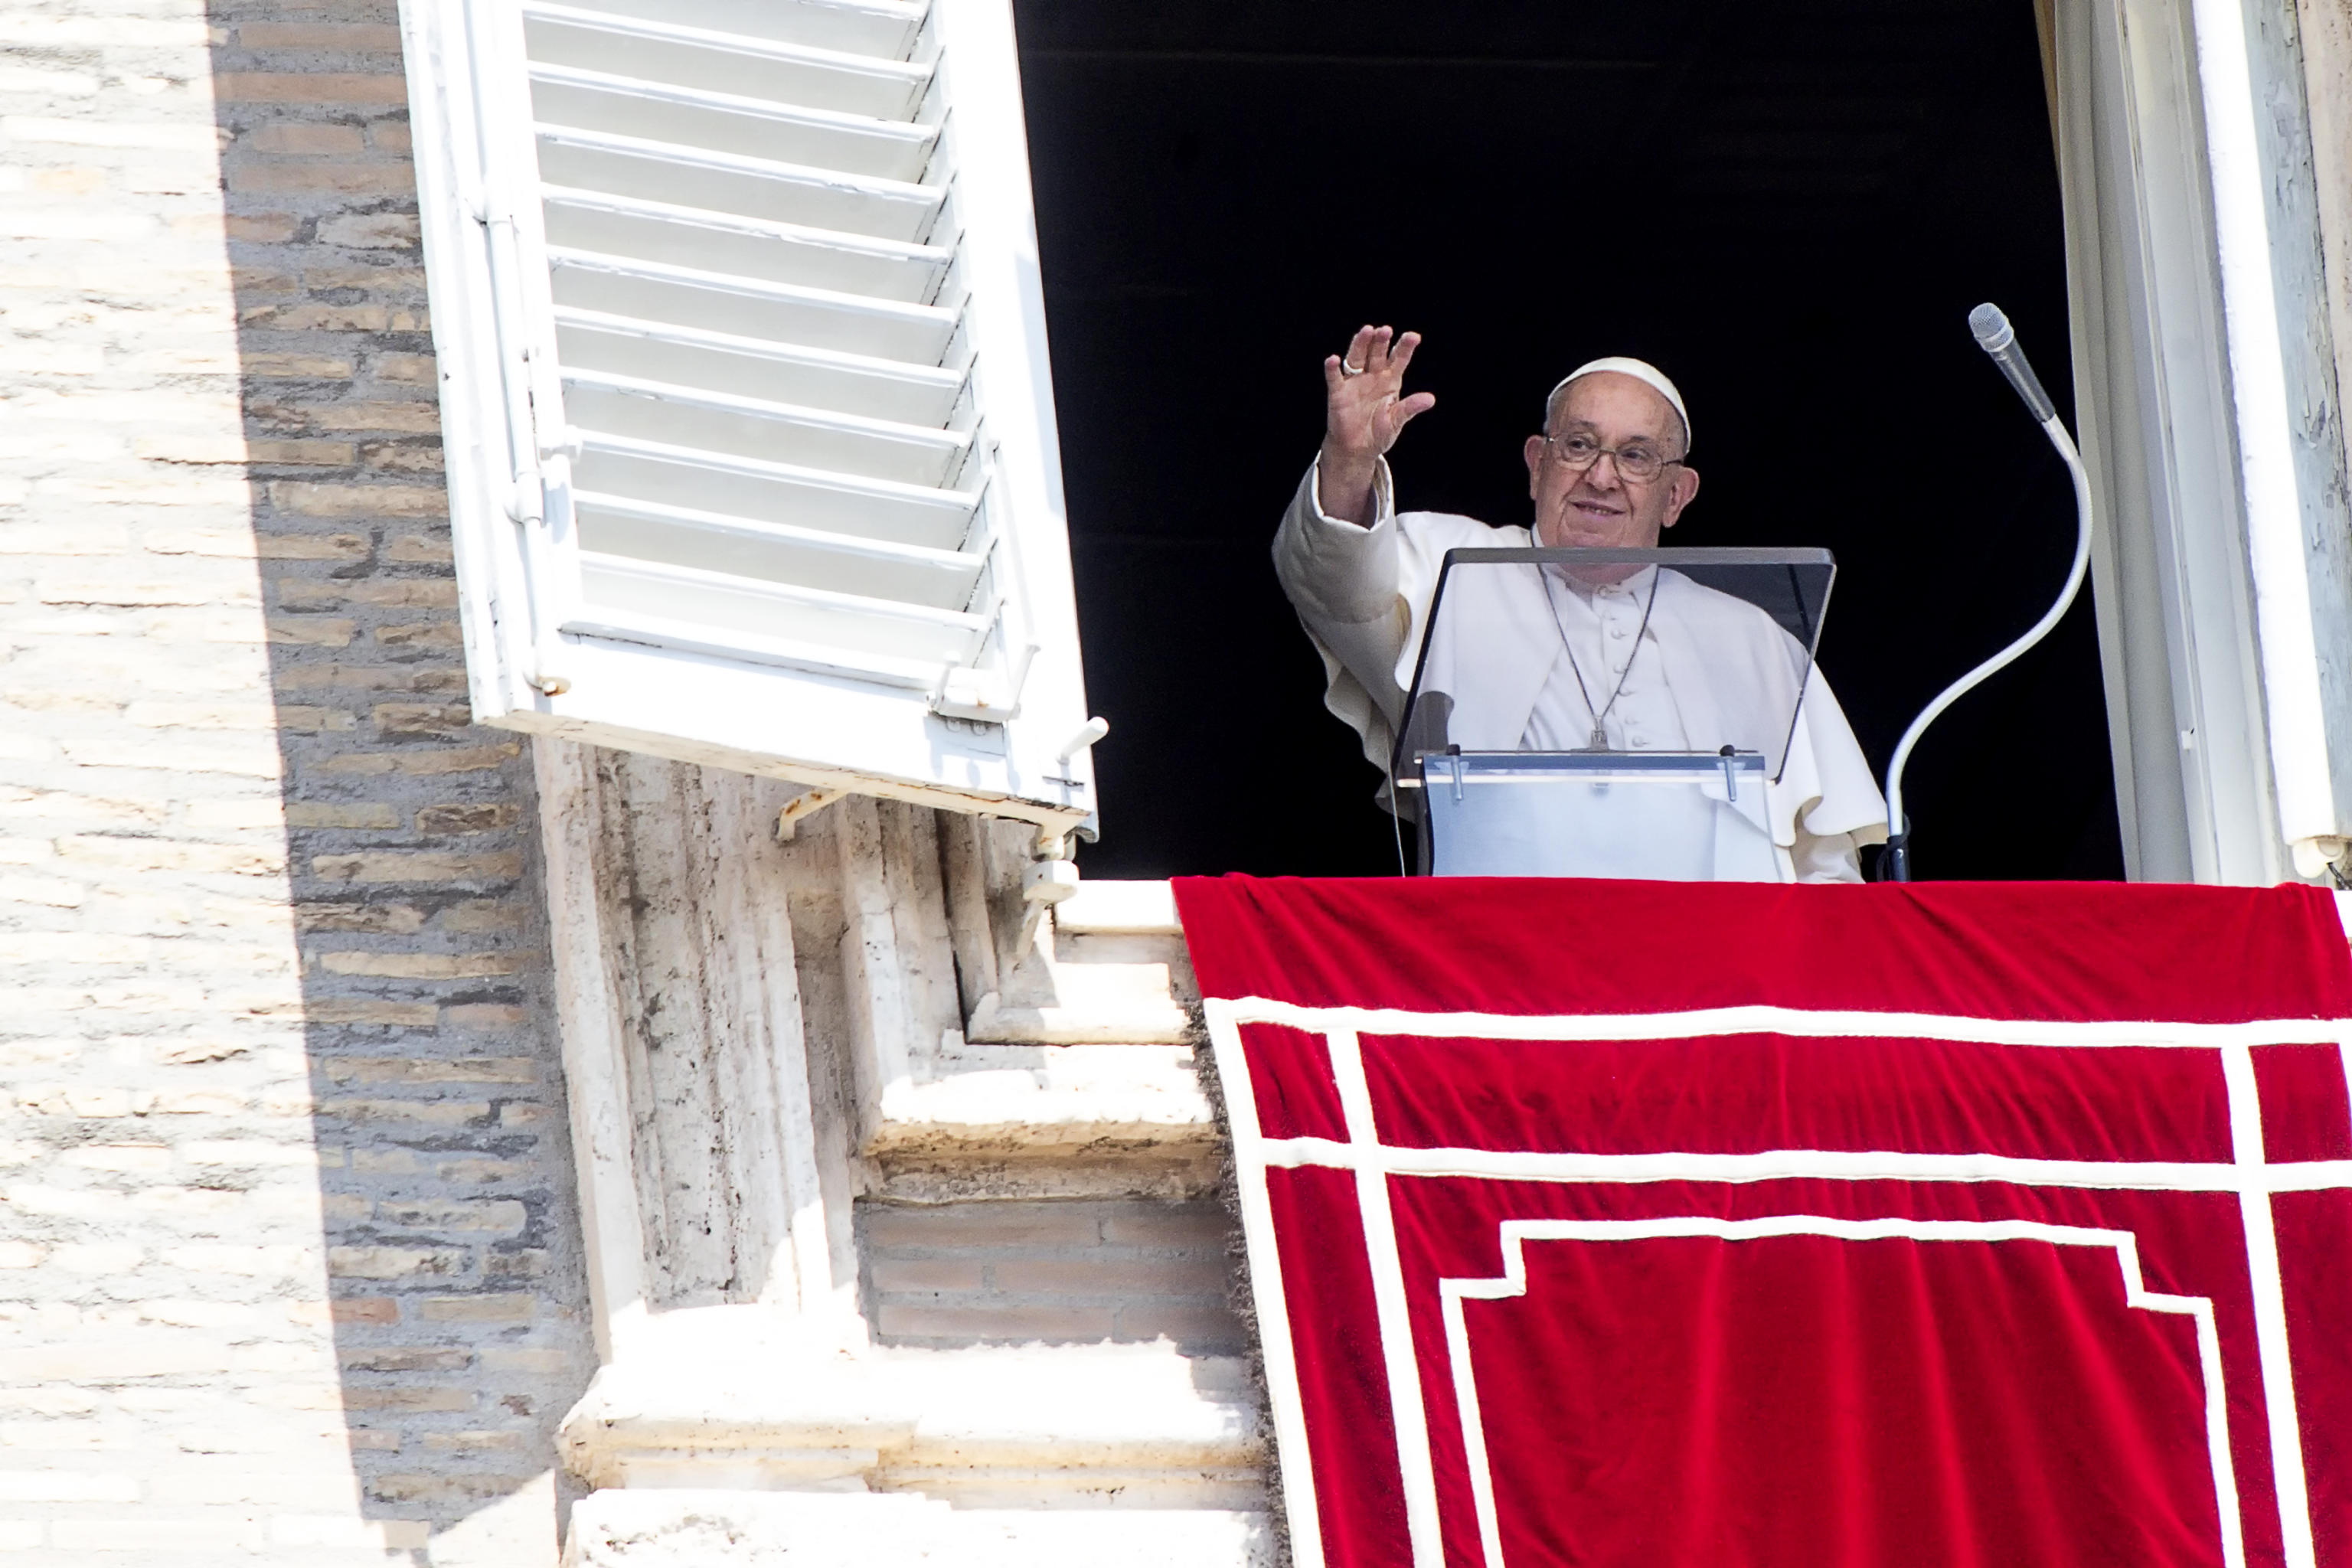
{"left": 2056, "top": 0, "right": 2352, "bottom": 882}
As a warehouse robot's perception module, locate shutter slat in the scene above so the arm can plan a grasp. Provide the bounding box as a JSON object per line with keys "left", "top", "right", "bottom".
{"left": 541, "top": 190, "right": 949, "bottom": 302}
{"left": 553, "top": 310, "right": 963, "bottom": 424}
{"left": 534, "top": 126, "right": 941, "bottom": 240}
{"left": 545, "top": 0, "right": 927, "bottom": 60}
{"left": 564, "top": 370, "right": 970, "bottom": 486}
{"left": 573, "top": 433, "right": 979, "bottom": 550}
{"left": 575, "top": 492, "right": 983, "bottom": 607}
{"left": 559, "top": 609, "right": 942, "bottom": 688}
{"left": 547, "top": 250, "right": 956, "bottom": 362}
{"left": 522, "top": 4, "right": 930, "bottom": 119}
{"left": 532, "top": 64, "right": 937, "bottom": 179}
{"left": 573, "top": 554, "right": 987, "bottom": 673}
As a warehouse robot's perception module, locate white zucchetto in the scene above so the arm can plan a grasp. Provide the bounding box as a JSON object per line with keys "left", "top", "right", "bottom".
{"left": 1548, "top": 358, "right": 1692, "bottom": 451}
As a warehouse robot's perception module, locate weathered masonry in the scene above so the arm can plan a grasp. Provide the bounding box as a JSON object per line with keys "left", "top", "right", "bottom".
{"left": 534, "top": 781, "right": 1260, "bottom": 1563}
{"left": 397, "top": 0, "right": 1272, "bottom": 1553}
{"left": 5, "top": 0, "right": 2352, "bottom": 1560}
{"left": 0, "top": 0, "right": 1261, "bottom": 1557}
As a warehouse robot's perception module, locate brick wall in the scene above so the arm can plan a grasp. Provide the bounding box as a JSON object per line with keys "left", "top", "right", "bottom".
{"left": 0, "top": 0, "right": 593, "bottom": 1559}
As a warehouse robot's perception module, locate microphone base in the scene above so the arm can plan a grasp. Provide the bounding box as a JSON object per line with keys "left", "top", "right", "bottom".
{"left": 1876, "top": 832, "right": 1913, "bottom": 884}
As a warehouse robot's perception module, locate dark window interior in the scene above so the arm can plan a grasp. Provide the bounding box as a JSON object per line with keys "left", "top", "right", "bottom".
{"left": 1015, "top": 0, "right": 2122, "bottom": 881}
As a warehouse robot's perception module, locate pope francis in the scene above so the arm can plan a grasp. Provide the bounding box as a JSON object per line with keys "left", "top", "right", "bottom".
{"left": 1272, "top": 324, "right": 1890, "bottom": 883}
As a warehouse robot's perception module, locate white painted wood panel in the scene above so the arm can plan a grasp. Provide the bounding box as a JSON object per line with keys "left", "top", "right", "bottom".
{"left": 403, "top": 0, "right": 1099, "bottom": 831}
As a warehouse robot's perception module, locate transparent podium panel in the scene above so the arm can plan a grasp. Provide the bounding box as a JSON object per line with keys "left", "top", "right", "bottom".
{"left": 1394, "top": 547, "right": 1836, "bottom": 882}
{"left": 1419, "top": 751, "right": 1776, "bottom": 880}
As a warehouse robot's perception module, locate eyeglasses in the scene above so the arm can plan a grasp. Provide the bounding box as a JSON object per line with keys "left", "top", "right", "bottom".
{"left": 1544, "top": 433, "right": 1684, "bottom": 483}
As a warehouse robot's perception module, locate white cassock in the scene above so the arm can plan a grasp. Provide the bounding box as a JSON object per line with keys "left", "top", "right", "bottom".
{"left": 1274, "top": 459, "right": 1890, "bottom": 882}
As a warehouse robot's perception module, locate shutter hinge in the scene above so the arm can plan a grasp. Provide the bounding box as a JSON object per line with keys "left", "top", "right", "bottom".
{"left": 505, "top": 476, "right": 543, "bottom": 526}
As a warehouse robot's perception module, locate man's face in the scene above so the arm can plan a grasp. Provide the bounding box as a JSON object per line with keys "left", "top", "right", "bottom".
{"left": 1521, "top": 372, "right": 1702, "bottom": 549}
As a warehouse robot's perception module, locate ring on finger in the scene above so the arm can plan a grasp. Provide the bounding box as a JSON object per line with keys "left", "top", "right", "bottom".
{"left": 1338, "top": 358, "right": 1364, "bottom": 377}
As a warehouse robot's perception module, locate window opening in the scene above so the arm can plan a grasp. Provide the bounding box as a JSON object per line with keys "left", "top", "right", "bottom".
{"left": 1018, "top": 0, "right": 2117, "bottom": 879}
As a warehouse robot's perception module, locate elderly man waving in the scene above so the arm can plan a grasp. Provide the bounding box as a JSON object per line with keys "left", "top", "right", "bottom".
{"left": 1272, "top": 325, "right": 1888, "bottom": 883}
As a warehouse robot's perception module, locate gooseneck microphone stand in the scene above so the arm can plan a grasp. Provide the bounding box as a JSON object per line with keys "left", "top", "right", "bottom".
{"left": 1879, "top": 305, "right": 2095, "bottom": 882}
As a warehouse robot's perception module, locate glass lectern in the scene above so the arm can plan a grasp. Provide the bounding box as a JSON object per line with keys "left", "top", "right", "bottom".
{"left": 1393, "top": 547, "right": 1836, "bottom": 881}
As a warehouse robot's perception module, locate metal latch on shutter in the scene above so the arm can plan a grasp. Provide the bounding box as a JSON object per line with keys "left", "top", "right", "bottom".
{"left": 929, "top": 636, "right": 1037, "bottom": 721}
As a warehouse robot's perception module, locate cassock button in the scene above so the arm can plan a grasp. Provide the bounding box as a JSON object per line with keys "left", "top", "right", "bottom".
{"left": 1632, "top": 736, "right": 1650, "bottom": 748}
{"left": 1611, "top": 627, "right": 1628, "bottom": 639}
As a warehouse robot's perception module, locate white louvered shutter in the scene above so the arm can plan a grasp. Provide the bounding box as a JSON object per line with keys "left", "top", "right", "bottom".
{"left": 399, "top": 0, "right": 1097, "bottom": 834}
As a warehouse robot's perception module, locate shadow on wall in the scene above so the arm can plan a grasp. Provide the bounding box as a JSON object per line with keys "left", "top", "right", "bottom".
{"left": 207, "top": 3, "right": 596, "bottom": 1557}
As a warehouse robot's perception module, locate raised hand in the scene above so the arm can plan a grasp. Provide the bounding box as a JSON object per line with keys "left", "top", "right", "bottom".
{"left": 1318, "top": 325, "right": 1434, "bottom": 525}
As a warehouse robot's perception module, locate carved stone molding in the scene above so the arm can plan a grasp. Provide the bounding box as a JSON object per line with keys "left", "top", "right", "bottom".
{"left": 530, "top": 740, "right": 1263, "bottom": 1563}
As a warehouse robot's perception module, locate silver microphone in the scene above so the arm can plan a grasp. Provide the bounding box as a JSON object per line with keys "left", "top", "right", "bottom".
{"left": 1968, "top": 302, "right": 2056, "bottom": 423}
{"left": 1880, "top": 302, "right": 2093, "bottom": 881}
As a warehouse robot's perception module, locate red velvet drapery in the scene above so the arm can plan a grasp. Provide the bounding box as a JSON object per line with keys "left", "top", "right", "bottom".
{"left": 1176, "top": 876, "right": 2352, "bottom": 1568}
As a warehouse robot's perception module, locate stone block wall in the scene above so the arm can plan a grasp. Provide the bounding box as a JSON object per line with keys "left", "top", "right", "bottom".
{"left": 0, "top": 0, "right": 593, "bottom": 1558}
{"left": 861, "top": 1198, "right": 1241, "bottom": 1352}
